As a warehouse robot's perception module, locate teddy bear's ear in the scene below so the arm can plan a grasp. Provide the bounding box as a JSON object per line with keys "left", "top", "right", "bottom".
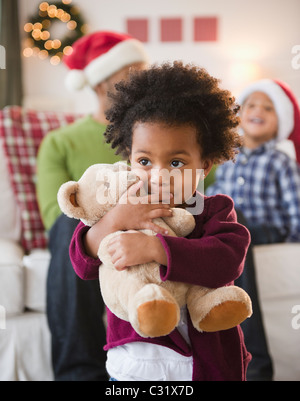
{"left": 57, "top": 181, "right": 86, "bottom": 220}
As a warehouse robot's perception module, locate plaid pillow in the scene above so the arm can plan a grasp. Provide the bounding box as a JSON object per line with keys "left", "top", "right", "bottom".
{"left": 0, "top": 106, "right": 80, "bottom": 252}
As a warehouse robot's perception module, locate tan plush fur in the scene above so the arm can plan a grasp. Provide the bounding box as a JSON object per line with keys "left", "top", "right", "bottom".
{"left": 58, "top": 162, "right": 252, "bottom": 338}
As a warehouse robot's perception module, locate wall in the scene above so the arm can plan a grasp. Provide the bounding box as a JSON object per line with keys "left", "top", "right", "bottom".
{"left": 19, "top": 0, "right": 300, "bottom": 113}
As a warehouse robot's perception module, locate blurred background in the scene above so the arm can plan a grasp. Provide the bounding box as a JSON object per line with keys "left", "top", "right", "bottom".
{"left": 11, "top": 0, "right": 300, "bottom": 113}
{"left": 0, "top": 0, "right": 299, "bottom": 382}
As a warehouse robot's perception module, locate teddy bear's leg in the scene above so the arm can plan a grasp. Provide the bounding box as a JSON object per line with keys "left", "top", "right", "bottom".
{"left": 186, "top": 285, "right": 252, "bottom": 332}
{"left": 128, "top": 283, "right": 180, "bottom": 338}
{"left": 99, "top": 265, "right": 146, "bottom": 322}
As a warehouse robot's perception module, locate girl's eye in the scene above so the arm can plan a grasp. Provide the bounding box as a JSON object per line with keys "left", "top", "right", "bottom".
{"left": 265, "top": 106, "right": 274, "bottom": 112}
{"left": 139, "top": 159, "right": 151, "bottom": 167}
{"left": 171, "top": 160, "right": 184, "bottom": 168}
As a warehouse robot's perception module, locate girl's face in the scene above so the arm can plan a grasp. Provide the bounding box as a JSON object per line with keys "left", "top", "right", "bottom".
{"left": 240, "top": 91, "right": 278, "bottom": 148}
{"left": 130, "top": 122, "right": 213, "bottom": 208}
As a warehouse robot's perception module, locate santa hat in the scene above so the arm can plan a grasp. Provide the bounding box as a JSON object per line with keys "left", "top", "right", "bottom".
{"left": 238, "top": 79, "right": 300, "bottom": 162}
{"left": 64, "top": 31, "right": 149, "bottom": 91}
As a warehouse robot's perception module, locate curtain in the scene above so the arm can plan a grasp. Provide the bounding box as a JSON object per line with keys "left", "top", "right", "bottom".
{"left": 0, "top": 0, "right": 23, "bottom": 108}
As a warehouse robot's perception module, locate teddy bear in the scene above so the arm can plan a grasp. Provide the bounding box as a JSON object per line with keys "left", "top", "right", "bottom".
{"left": 58, "top": 161, "right": 252, "bottom": 338}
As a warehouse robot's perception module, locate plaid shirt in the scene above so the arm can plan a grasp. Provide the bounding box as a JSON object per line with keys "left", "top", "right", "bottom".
{"left": 206, "top": 140, "right": 300, "bottom": 242}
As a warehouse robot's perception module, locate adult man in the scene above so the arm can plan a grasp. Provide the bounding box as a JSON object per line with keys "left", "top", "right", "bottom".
{"left": 37, "top": 31, "right": 148, "bottom": 381}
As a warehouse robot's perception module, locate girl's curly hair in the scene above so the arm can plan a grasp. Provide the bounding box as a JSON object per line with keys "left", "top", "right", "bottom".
{"left": 104, "top": 61, "right": 242, "bottom": 164}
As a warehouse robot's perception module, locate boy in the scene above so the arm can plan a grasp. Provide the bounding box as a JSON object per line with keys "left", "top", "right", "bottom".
{"left": 206, "top": 79, "right": 300, "bottom": 380}
{"left": 37, "top": 31, "right": 148, "bottom": 381}
{"left": 207, "top": 79, "right": 300, "bottom": 244}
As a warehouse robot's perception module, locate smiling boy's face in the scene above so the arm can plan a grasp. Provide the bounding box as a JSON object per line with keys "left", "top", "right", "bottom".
{"left": 129, "top": 121, "right": 213, "bottom": 207}
{"left": 240, "top": 91, "right": 278, "bottom": 148}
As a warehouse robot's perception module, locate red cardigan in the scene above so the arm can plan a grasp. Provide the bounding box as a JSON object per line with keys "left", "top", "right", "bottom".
{"left": 70, "top": 194, "right": 251, "bottom": 381}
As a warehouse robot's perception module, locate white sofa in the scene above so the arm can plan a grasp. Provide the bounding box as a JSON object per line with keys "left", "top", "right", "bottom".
{"left": 0, "top": 106, "right": 299, "bottom": 381}
{"left": 254, "top": 244, "right": 300, "bottom": 381}
{"left": 0, "top": 152, "right": 53, "bottom": 381}
{"left": 0, "top": 107, "right": 78, "bottom": 381}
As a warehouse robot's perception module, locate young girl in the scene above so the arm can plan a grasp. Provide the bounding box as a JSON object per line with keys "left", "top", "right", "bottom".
{"left": 69, "top": 62, "right": 251, "bottom": 381}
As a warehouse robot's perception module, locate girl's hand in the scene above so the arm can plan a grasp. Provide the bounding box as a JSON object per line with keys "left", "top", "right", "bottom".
{"left": 107, "top": 231, "right": 168, "bottom": 271}
{"left": 113, "top": 181, "right": 173, "bottom": 235}
{"left": 83, "top": 181, "right": 172, "bottom": 259}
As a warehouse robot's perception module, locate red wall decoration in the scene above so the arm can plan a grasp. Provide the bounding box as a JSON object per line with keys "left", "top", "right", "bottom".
{"left": 194, "top": 17, "right": 218, "bottom": 42}
{"left": 126, "top": 16, "right": 218, "bottom": 43}
{"left": 160, "top": 18, "right": 183, "bottom": 42}
{"left": 126, "top": 19, "right": 149, "bottom": 42}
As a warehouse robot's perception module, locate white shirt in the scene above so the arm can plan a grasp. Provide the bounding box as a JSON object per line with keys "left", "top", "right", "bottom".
{"left": 106, "top": 307, "right": 193, "bottom": 381}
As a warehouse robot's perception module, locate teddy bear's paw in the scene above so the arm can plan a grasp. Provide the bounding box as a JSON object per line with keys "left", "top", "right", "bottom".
{"left": 198, "top": 300, "right": 251, "bottom": 332}
{"left": 188, "top": 285, "right": 252, "bottom": 333}
{"left": 137, "top": 299, "right": 179, "bottom": 338}
{"left": 129, "top": 284, "right": 180, "bottom": 338}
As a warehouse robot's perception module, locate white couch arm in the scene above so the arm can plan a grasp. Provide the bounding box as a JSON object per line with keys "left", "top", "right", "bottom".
{"left": 253, "top": 243, "right": 300, "bottom": 381}
{"left": 23, "top": 249, "right": 51, "bottom": 312}
{"left": 0, "top": 239, "right": 25, "bottom": 316}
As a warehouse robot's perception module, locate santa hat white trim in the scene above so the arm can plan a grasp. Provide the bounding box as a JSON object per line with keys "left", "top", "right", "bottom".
{"left": 238, "top": 79, "right": 294, "bottom": 142}
{"left": 65, "top": 39, "right": 149, "bottom": 91}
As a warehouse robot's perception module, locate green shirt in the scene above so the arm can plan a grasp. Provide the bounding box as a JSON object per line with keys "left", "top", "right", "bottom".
{"left": 37, "top": 115, "right": 121, "bottom": 230}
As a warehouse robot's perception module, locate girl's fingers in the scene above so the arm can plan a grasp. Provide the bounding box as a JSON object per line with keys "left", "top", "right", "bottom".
{"left": 149, "top": 208, "right": 173, "bottom": 220}
{"left": 148, "top": 192, "right": 174, "bottom": 205}
{"left": 146, "top": 221, "right": 170, "bottom": 235}
{"left": 112, "top": 256, "right": 127, "bottom": 271}
{"left": 107, "top": 238, "right": 121, "bottom": 256}
{"left": 127, "top": 180, "right": 144, "bottom": 196}
{"left": 108, "top": 245, "right": 125, "bottom": 270}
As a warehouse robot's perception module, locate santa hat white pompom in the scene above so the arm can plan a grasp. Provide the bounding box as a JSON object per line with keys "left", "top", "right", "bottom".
{"left": 65, "top": 69, "right": 88, "bottom": 92}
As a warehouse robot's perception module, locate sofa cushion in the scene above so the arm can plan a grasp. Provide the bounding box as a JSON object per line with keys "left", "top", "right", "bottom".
{"left": 0, "top": 239, "right": 25, "bottom": 316}
{"left": 254, "top": 243, "right": 300, "bottom": 381}
{"left": 0, "top": 312, "right": 53, "bottom": 381}
{"left": 0, "top": 106, "right": 78, "bottom": 252}
{"left": 0, "top": 139, "right": 21, "bottom": 242}
{"left": 23, "top": 249, "right": 51, "bottom": 312}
